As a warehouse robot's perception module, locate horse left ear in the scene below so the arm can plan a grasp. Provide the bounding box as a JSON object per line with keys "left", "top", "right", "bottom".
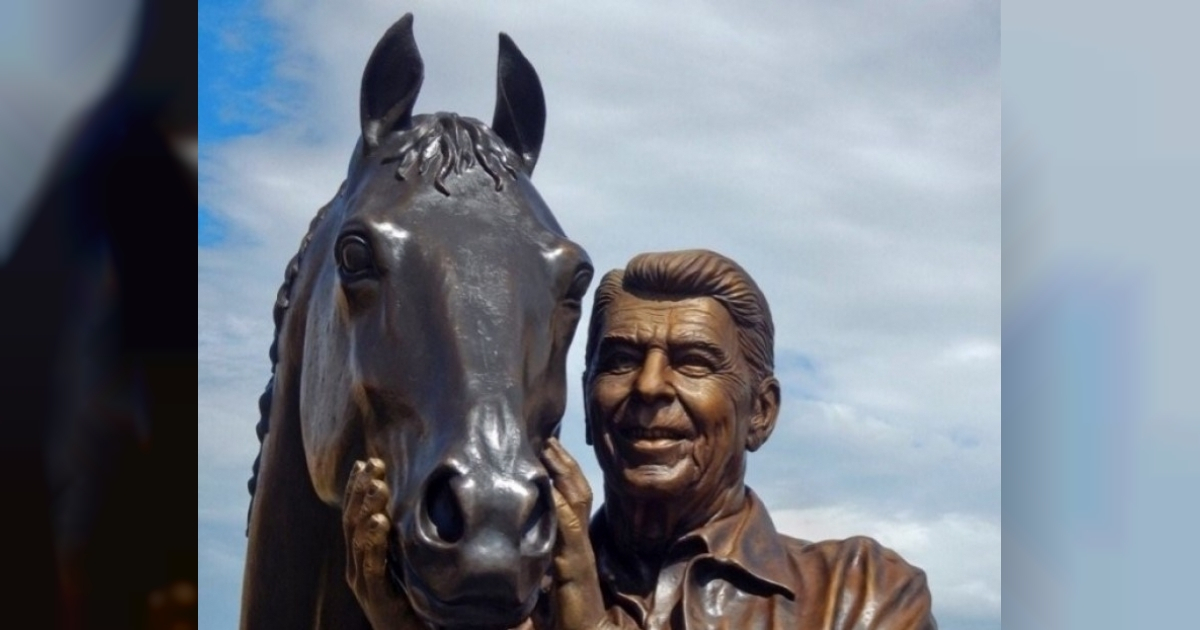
{"left": 360, "top": 13, "right": 424, "bottom": 153}
{"left": 492, "top": 33, "right": 546, "bottom": 175}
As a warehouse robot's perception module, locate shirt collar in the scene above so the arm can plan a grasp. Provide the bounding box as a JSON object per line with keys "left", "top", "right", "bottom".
{"left": 591, "top": 487, "right": 796, "bottom": 602}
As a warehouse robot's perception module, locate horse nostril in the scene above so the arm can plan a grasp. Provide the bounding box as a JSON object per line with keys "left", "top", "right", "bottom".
{"left": 521, "top": 478, "right": 554, "bottom": 548}
{"left": 424, "top": 474, "right": 464, "bottom": 544}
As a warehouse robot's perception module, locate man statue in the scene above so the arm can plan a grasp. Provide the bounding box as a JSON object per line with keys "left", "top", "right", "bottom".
{"left": 542, "top": 249, "right": 937, "bottom": 630}
{"left": 344, "top": 249, "right": 937, "bottom": 629}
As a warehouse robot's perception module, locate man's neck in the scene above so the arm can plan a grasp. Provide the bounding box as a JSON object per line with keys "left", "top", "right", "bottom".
{"left": 604, "top": 480, "right": 748, "bottom": 568}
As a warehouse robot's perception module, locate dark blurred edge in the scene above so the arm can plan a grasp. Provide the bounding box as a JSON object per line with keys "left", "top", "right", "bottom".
{"left": 0, "top": 0, "right": 196, "bottom": 627}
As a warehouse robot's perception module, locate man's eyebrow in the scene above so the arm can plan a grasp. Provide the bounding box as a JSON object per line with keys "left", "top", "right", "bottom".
{"left": 670, "top": 339, "right": 730, "bottom": 361}
{"left": 599, "top": 333, "right": 642, "bottom": 348}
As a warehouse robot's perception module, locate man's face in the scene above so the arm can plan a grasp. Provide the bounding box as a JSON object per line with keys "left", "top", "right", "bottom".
{"left": 587, "top": 292, "right": 756, "bottom": 501}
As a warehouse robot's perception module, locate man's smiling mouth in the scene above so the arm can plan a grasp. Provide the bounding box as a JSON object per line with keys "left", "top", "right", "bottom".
{"left": 618, "top": 426, "right": 689, "bottom": 441}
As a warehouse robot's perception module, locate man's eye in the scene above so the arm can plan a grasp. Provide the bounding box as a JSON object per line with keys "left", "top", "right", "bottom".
{"left": 599, "top": 349, "right": 641, "bottom": 373}
{"left": 674, "top": 353, "right": 715, "bottom": 377}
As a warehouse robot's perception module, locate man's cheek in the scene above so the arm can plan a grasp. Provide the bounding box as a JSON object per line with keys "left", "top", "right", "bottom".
{"left": 592, "top": 380, "right": 628, "bottom": 411}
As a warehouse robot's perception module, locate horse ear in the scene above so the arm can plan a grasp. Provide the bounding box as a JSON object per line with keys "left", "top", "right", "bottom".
{"left": 360, "top": 13, "right": 424, "bottom": 153}
{"left": 492, "top": 33, "right": 546, "bottom": 175}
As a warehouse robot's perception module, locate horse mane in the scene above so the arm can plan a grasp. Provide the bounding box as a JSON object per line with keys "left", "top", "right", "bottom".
{"left": 244, "top": 200, "right": 329, "bottom": 535}
{"left": 246, "top": 112, "right": 523, "bottom": 534}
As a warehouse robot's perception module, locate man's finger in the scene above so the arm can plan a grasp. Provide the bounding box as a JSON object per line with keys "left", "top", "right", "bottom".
{"left": 359, "top": 513, "right": 391, "bottom": 578}
{"left": 344, "top": 460, "right": 369, "bottom": 583}
{"left": 550, "top": 485, "right": 585, "bottom": 535}
{"left": 543, "top": 438, "right": 583, "bottom": 487}
{"left": 548, "top": 437, "right": 583, "bottom": 473}
{"left": 543, "top": 438, "right": 593, "bottom": 522}
{"left": 542, "top": 438, "right": 567, "bottom": 473}
{"left": 361, "top": 479, "right": 390, "bottom": 519}
{"left": 358, "top": 510, "right": 419, "bottom": 628}
{"left": 343, "top": 460, "right": 368, "bottom": 524}
{"left": 365, "top": 457, "right": 385, "bottom": 475}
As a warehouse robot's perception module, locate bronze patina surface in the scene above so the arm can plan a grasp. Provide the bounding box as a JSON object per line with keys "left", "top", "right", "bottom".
{"left": 348, "top": 250, "right": 938, "bottom": 629}
{"left": 241, "top": 13, "right": 592, "bottom": 630}
{"left": 544, "top": 250, "right": 937, "bottom": 630}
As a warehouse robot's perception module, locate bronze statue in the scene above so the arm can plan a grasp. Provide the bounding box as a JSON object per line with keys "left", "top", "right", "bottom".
{"left": 241, "top": 13, "right": 593, "bottom": 629}
{"left": 348, "top": 250, "right": 938, "bottom": 629}
{"left": 543, "top": 249, "right": 937, "bottom": 629}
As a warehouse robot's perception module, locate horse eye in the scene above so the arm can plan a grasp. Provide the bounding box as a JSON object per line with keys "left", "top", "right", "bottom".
{"left": 337, "top": 235, "right": 374, "bottom": 276}
{"left": 565, "top": 265, "right": 593, "bottom": 303}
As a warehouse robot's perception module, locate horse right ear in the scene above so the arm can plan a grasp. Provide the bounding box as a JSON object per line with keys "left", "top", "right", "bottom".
{"left": 360, "top": 13, "right": 424, "bottom": 153}
{"left": 492, "top": 33, "right": 546, "bottom": 175}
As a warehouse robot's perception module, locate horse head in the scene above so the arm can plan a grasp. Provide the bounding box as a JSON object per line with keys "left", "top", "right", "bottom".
{"left": 244, "top": 14, "right": 592, "bottom": 629}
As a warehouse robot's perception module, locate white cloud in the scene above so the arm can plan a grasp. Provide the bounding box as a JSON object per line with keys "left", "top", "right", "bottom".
{"left": 942, "top": 339, "right": 1002, "bottom": 365}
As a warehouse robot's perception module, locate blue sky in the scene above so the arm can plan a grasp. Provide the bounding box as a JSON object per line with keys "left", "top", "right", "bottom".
{"left": 199, "top": 0, "right": 279, "bottom": 144}
{"left": 199, "top": 2, "right": 999, "bottom": 628}
{"left": 198, "top": 0, "right": 279, "bottom": 249}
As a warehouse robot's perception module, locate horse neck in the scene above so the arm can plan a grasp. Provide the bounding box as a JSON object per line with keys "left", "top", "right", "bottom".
{"left": 240, "top": 354, "right": 371, "bottom": 629}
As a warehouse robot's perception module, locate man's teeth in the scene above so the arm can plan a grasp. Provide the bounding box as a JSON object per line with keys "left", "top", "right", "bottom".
{"left": 623, "top": 427, "right": 684, "bottom": 440}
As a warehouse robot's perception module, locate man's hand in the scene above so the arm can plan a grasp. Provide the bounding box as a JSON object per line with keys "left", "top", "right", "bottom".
{"left": 541, "top": 438, "right": 622, "bottom": 630}
{"left": 344, "top": 458, "right": 418, "bottom": 629}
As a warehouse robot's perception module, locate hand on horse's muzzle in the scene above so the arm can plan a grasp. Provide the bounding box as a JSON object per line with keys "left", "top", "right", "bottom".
{"left": 538, "top": 439, "right": 613, "bottom": 630}
{"left": 344, "top": 459, "right": 418, "bottom": 629}
{"left": 343, "top": 454, "right": 581, "bottom": 629}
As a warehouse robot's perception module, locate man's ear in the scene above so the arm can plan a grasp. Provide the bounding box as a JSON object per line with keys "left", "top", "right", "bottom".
{"left": 746, "top": 376, "right": 780, "bottom": 452}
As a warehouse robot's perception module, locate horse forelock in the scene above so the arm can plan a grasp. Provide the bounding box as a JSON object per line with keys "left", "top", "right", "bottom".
{"left": 381, "top": 113, "right": 522, "bottom": 195}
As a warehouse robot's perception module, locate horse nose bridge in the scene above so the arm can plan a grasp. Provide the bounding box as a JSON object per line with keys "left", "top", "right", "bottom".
{"left": 422, "top": 396, "right": 542, "bottom": 487}
{"left": 465, "top": 396, "right": 537, "bottom": 465}
{"left": 436, "top": 243, "right": 553, "bottom": 381}
{"left": 417, "top": 396, "right": 552, "bottom": 542}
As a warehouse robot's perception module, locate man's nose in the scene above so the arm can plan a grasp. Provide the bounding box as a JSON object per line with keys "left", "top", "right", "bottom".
{"left": 634, "top": 350, "right": 674, "bottom": 402}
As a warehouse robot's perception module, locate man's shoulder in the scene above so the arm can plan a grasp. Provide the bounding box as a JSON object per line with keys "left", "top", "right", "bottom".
{"left": 784, "top": 534, "right": 926, "bottom": 576}
{"left": 777, "top": 535, "right": 936, "bottom": 628}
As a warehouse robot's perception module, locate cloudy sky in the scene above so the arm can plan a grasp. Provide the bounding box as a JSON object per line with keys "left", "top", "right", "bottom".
{"left": 199, "top": 1, "right": 999, "bottom": 628}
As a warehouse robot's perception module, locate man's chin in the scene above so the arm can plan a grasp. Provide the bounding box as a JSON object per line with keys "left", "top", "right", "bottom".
{"left": 615, "top": 462, "right": 696, "bottom": 498}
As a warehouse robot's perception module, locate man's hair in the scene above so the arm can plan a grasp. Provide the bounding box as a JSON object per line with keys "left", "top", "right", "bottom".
{"left": 583, "top": 249, "right": 775, "bottom": 385}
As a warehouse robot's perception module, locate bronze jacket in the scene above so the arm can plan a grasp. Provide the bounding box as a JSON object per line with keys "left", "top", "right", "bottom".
{"left": 588, "top": 489, "right": 937, "bottom": 630}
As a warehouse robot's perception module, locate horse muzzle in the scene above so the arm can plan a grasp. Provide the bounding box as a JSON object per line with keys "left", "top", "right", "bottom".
{"left": 398, "top": 463, "right": 555, "bottom": 627}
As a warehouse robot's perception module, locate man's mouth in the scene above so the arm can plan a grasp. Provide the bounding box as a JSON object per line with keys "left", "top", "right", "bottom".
{"left": 618, "top": 426, "right": 689, "bottom": 442}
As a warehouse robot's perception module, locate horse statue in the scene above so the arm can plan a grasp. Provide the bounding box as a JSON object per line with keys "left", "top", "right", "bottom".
{"left": 241, "top": 14, "right": 593, "bottom": 629}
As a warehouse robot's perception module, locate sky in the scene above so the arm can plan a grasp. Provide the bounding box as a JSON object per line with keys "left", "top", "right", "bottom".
{"left": 199, "top": 1, "right": 1000, "bottom": 628}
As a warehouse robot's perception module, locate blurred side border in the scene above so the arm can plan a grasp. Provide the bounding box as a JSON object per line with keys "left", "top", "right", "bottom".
{"left": 1005, "top": 1, "right": 1200, "bottom": 628}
